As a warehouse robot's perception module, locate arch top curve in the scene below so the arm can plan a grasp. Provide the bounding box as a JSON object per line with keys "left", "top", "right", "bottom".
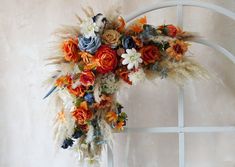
{"left": 124, "top": 0, "right": 235, "bottom": 22}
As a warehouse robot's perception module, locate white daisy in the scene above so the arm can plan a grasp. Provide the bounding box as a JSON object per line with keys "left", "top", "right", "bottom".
{"left": 80, "top": 18, "right": 99, "bottom": 38}
{"left": 128, "top": 68, "right": 145, "bottom": 85}
{"left": 121, "top": 48, "right": 143, "bottom": 70}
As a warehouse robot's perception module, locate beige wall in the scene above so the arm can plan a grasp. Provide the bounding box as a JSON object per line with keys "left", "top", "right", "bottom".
{"left": 0, "top": 0, "right": 235, "bottom": 167}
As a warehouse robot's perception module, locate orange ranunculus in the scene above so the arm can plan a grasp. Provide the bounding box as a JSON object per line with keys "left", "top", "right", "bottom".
{"left": 72, "top": 101, "right": 92, "bottom": 125}
{"left": 79, "top": 71, "right": 95, "bottom": 86}
{"left": 95, "top": 45, "right": 117, "bottom": 74}
{"left": 116, "top": 68, "right": 132, "bottom": 85}
{"left": 106, "top": 111, "right": 118, "bottom": 123}
{"left": 67, "top": 85, "right": 85, "bottom": 97}
{"left": 62, "top": 38, "right": 80, "bottom": 62}
{"left": 140, "top": 45, "right": 161, "bottom": 65}
{"left": 55, "top": 75, "right": 72, "bottom": 87}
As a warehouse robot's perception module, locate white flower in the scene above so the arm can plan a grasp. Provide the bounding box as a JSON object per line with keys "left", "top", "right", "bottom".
{"left": 128, "top": 68, "right": 145, "bottom": 85}
{"left": 80, "top": 18, "right": 99, "bottom": 38}
{"left": 121, "top": 48, "right": 143, "bottom": 70}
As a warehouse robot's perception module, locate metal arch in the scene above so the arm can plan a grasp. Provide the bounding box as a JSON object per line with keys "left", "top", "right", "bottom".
{"left": 124, "top": 0, "right": 235, "bottom": 22}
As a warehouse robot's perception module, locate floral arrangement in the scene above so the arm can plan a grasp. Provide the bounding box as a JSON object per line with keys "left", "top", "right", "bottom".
{"left": 44, "top": 7, "right": 208, "bottom": 166}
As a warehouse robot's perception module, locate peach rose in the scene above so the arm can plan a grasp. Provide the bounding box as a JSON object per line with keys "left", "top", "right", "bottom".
{"left": 95, "top": 45, "right": 117, "bottom": 74}
{"left": 72, "top": 102, "right": 92, "bottom": 125}
{"left": 79, "top": 71, "right": 95, "bottom": 86}
{"left": 102, "top": 30, "right": 121, "bottom": 48}
{"left": 140, "top": 45, "right": 161, "bottom": 65}
{"left": 62, "top": 39, "right": 80, "bottom": 62}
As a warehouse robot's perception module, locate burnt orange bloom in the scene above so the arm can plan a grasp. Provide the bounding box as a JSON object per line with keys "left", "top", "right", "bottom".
{"left": 116, "top": 68, "right": 132, "bottom": 85}
{"left": 132, "top": 36, "right": 143, "bottom": 48}
{"left": 106, "top": 111, "right": 118, "bottom": 123}
{"left": 79, "top": 71, "right": 95, "bottom": 86}
{"left": 140, "top": 45, "right": 161, "bottom": 65}
{"left": 55, "top": 75, "right": 72, "bottom": 87}
{"left": 128, "top": 16, "right": 147, "bottom": 33}
{"left": 62, "top": 38, "right": 80, "bottom": 62}
{"left": 95, "top": 45, "right": 117, "bottom": 74}
{"left": 72, "top": 101, "right": 92, "bottom": 125}
{"left": 115, "top": 121, "right": 125, "bottom": 131}
{"left": 67, "top": 85, "right": 85, "bottom": 97}
{"left": 158, "top": 24, "right": 180, "bottom": 37}
{"left": 166, "top": 40, "right": 189, "bottom": 61}
{"left": 116, "top": 16, "right": 126, "bottom": 32}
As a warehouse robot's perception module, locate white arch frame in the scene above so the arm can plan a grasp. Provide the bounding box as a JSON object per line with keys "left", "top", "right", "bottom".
{"left": 108, "top": 1, "right": 235, "bottom": 167}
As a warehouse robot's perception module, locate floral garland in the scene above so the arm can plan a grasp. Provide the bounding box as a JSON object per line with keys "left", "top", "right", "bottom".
{"left": 44, "top": 8, "right": 208, "bottom": 165}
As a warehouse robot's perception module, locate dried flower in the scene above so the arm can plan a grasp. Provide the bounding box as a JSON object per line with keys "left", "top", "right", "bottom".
{"left": 166, "top": 40, "right": 189, "bottom": 61}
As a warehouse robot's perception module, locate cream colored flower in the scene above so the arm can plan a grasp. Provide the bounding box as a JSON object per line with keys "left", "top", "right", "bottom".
{"left": 102, "top": 29, "right": 121, "bottom": 48}
{"left": 121, "top": 48, "right": 143, "bottom": 70}
{"left": 128, "top": 68, "right": 145, "bottom": 85}
{"left": 80, "top": 18, "right": 99, "bottom": 38}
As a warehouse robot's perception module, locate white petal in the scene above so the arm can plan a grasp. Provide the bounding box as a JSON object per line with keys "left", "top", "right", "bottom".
{"left": 122, "top": 59, "right": 129, "bottom": 65}
{"left": 127, "top": 63, "right": 134, "bottom": 70}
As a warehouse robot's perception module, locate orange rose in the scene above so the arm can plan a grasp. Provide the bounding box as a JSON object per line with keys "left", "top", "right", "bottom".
{"left": 116, "top": 68, "right": 132, "bottom": 85}
{"left": 140, "top": 45, "right": 161, "bottom": 65}
{"left": 79, "top": 71, "right": 95, "bottom": 86}
{"left": 72, "top": 102, "right": 92, "bottom": 125}
{"left": 62, "top": 39, "right": 80, "bottom": 62}
{"left": 67, "top": 85, "right": 85, "bottom": 97}
{"left": 95, "top": 45, "right": 117, "bottom": 74}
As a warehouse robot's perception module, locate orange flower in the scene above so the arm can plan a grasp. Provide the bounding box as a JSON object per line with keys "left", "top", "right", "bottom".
{"left": 140, "top": 45, "right": 161, "bottom": 65}
{"left": 106, "top": 111, "right": 118, "bottom": 123}
{"left": 98, "top": 95, "right": 113, "bottom": 109}
{"left": 62, "top": 38, "right": 80, "bottom": 62}
{"left": 116, "top": 68, "right": 132, "bottom": 85}
{"left": 79, "top": 51, "right": 93, "bottom": 64}
{"left": 95, "top": 45, "right": 117, "bottom": 74}
{"left": 158, "top": 24, "right": 179, "bottom": 37}
{"left": 79, "top": 71, "right": 95, "bottom": 86}
{"left": 132, "top": 36, "right": 143, "bottom": 48}
{"left": 72, "top": 101, "right": 92, "bottom": 125}
{"left": 67, "top": 85, "right": 85, "bottom": 97}
{"left": 117, "top": 16, "right": 126, "bottom": 32}
{"left": 166, "top": 40, "right": 189, "bottom": 61}
{"left": 128, "top": 16, "right": 147, "bottom": 33}
{"left": 55, "top": 75, "right": 72, "bottom": 87}
{"left": 115, "top": 121, "right": 125, "bottom": 131}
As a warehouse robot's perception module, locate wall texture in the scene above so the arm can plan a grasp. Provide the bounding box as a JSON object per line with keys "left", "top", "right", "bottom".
{"left": 0, "top": 0, "right": 235, "bottom": 167}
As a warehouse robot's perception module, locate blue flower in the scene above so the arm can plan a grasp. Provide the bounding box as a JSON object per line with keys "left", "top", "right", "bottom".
{"left": 78, "top": 36, "right": 101, "bottom": 54}
{"left": 61, "top": 138, "right": 74, "bottom": 149}
{"left": 84, "top": 93, "right": 94, "bottom": 104}
{"left": 122, "top": 36, "right": 136, "bottom": 49}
